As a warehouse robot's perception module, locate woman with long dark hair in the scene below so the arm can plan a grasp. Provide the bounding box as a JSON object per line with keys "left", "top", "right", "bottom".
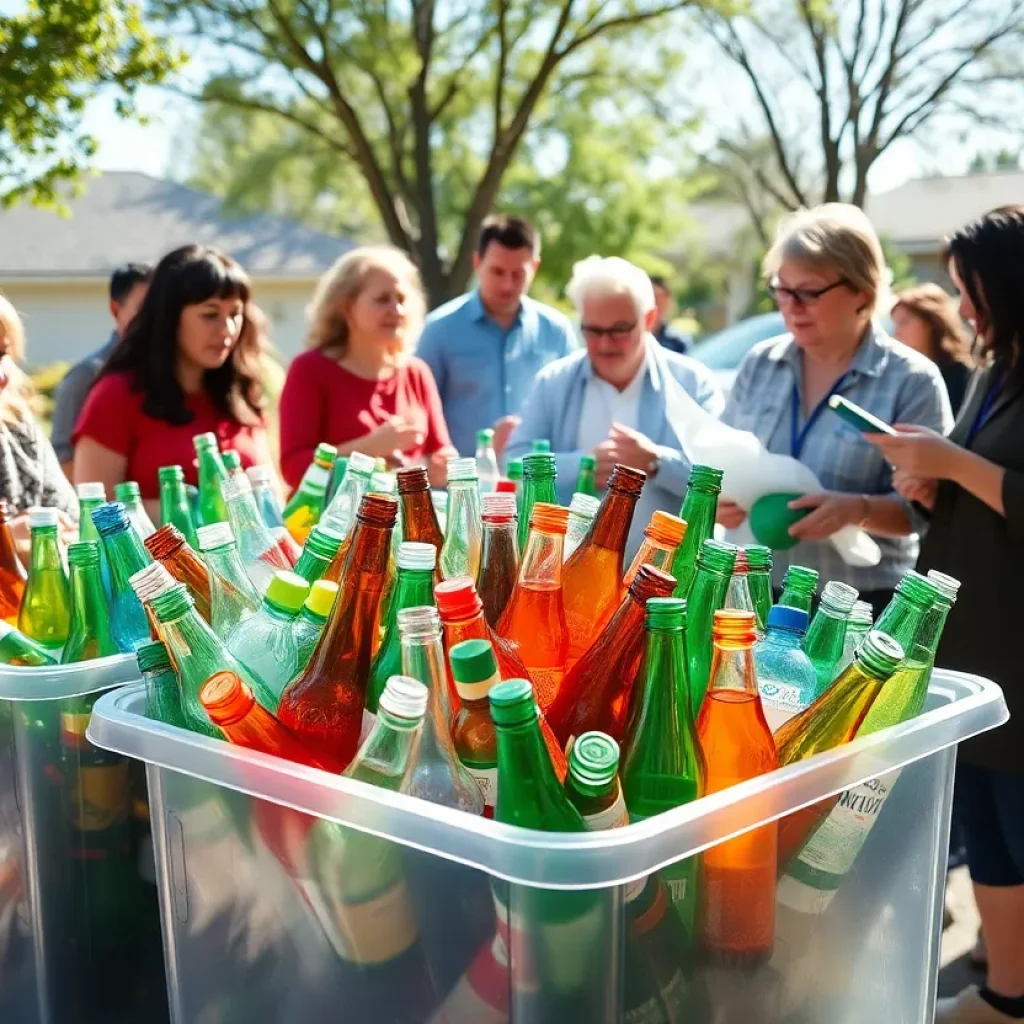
{"left": 872, "top": 205, "right": 1024, "bottom": 1024}
{"left": 73, "top": 244, "right": 272, "bottom": 516}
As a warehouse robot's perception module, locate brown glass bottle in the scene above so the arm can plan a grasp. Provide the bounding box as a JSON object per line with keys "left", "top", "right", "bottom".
{"left": 277, "top": 494, "right": 398, "bottom": 772}
{"left": 0, "top": 500, "right": 27, "bottom": 624}
{"left": 145, "top": 524, "right": 213, "bottom": 623}
{"left": 397, "top": 467, "right": 444, "bottom": 582}
{"left": 476, "top": 492, "right": 519, "bottom": 626}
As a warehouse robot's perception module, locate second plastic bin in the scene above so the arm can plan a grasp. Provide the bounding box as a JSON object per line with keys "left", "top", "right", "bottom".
{"left": 89, "top": 670, "right": 1006, "bottom": 1023}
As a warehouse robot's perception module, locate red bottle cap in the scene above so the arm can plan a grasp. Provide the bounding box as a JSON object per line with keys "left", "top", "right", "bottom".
{"left": 435, "top": 577, "right": 484, "bottom": 621}
{"left": 494, "top": 479, "right": 516, "bottom": 493}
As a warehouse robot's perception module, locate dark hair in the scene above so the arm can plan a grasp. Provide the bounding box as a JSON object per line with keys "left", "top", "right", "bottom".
{"left": 101, "top": 244, "right": 265, "bottom": 426}
{"left": 892, "top": 283, "right": 973, "bottom": 368}
{"left": 477, "top": 214, "right": 540, "bottom": 259}
{"left": 109, "top": 262, "right": 153, "bottom": 304}
{"left": 649, "top": 274, "right": 669, "bottom": 291}
{"left": 946, "top": 205, "right": 1024, "bottom": 382}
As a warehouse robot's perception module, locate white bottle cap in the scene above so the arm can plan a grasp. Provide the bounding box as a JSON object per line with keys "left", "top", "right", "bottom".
{"left": 246, "top": 465, "right": 273, "bottom": 488}
{"left": 568, "top": 492, "right": 600, "bottom": 519}
{"left": 129, "top": 562, "right": 176, "bottom": 601}
{"left": 397, "top": 541, "right": 437, "bottom": 572}
{"left": 379, "top": 675, "right": 428, "bottom": 721}
{"left": 482, "top": 493, "right": 517, "bottom": 519}
{"left": 76, "top": 482, "right": 106, "bottom": 501}
{"left": 447, "top": 457, "right": 477, "bottom": 482}
{"left": 29, "top": 506, "right": 59, "bottom": 529}
{"left": 348, "top": 452, "right": 377, "bottom": 475}
{"left": 197, "top": 522, "right": 235, "bottom": 551}
{"left": 220, "top": 475, "right": 252, "bottom": 501}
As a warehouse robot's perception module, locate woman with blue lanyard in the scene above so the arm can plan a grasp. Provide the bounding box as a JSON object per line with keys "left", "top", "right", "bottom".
{"left": 872, "top": 206, "right": 1024, "bottom": 1024}
{"left": 718, "top": 203, "right": 952, "bottom": 615}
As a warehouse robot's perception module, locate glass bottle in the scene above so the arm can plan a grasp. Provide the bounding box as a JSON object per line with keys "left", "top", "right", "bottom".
{"left": 518, "top": 452, "right": 558, "bottom": 552}
{"left": 563, "top": 492, "right": 600, "bottom": 562}
{"left": 136, "top": 639, "right": 186, "bottom": 728}
{"left": 563, "top": 465, "right": 645, "bottom": 668}
{"left": 129, "top": 561, "right": 177, "bottom": 639}
{"left": 440, "top": 457, "right": 483, "bottom": 582}
{"left": 450, "top": 638, "right": 503, "bottom": 817}
{"left": 723, "top": 547, "right": 756, "bottom": 617}
{"left": 346, "top": 675, "right": 429, "bottom": 788}
{"left": 744, "top": 544, "right": 773, "bottom": 633}
{"left": 366, "top": 542, "right": 437, "bottom": 714}
{"left": 282, "top": 442, "right": 337, "bottom": 544}
{"left": 221, "top": 475, "right": 291, "bottom": 592}
{"left": 476, "top": 492, "right": 519, "bottom": 626}
{"left": 196, "top": 522, "right": 262, "bottom": 638}
{"left": 531, "top": 439, "right": 551, "bottom": 453}
{"left": 76, "top": 483, "right": 113, "bottom": 602}
{"left": 0, "top": 498, "right": 27, "bottom": 623}
{"left": 803, "top": 581, "right": 859, "bottom": 694}
{"left": 92, "top": 502, "right": 152, "bottom": 653}
{"left": 547, "top": 564, "right": 677, "bottom": 746}
{"left": 221, "top": 449, "right": 244, "bottom": 479}
{"left": 194, "top": 432, "right": 230, "bottom": 527}
{"left": 158, "top": 465, "right": 198, "bottom": 548}
{"left": 622, "top": 596, "right": 704, "bottom": 931}
{"left": 496, "top": 502, "right": 569, "bottom": 712}
{"left": 475, "top": 428, "right": 500, "bottom": 493}
{"left": 18, "top": 506, "right": 71, "bottom": 651}
{"left": 506, "top": 457, "right": 524, "bottom": 515}
{"left": 398, "top": 606, "right": 484, "bottom": 814}
{"left": 778, "top": 564, "right": 819, "bottom": 614}
{"left": 696, "top": 609, "right": 777, "bottom": 967}
{"left": 292, "top": 521, "right": 344, "bottom": 584}
{"left": 835, "top": 599, "right": 874, "bottom": 675}
{"left": 685, "top": 539, "right": 737, "bottom": 717}
{"left": 145, "top": 524, "right": 213, "bottom": 623}
{"left": 754, "top": 604, "right": 816, "bottom": 731}
{"left": 61, "top": 541, "right": 118, "bottom": 663}
{"left": 623, "top": 509, "right": 686, "bottom": 591}
{"left": 575, "top": 454, "right": 598, "bottom": 498}
{"left": 114, "top": 481, "right": 157, "bottom": 540}
{"left": 225, "top": 570, "right": 310, "bottom": 712}
{"left": 292, "top": 579, "right": 339, "bottom": 671}
{"left": 0, "top": 621, "right": 58, "bottom": 665}
{"left": 564, "top": 731, "right": 627, "bottom": 830}
{"left": 327, "top": 453, "right": 348, "bottom": 504}
{"left": 396, "top": 467, "right": 445, "bottom": 577}
{"left": 276, "top": 494, "right": 397, "bottom": 772}
{"left": 248, "top": 465, "right": 302, "bottom": 565}
{"left": 669, "top": 464, "right": 723, "bottom": 598}
{"left": 320, "top": 450, "right": 376, "bottom": 538}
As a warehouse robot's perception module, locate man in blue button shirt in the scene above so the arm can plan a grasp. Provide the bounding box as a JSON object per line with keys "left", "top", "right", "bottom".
{"left": 416, "top": 214, "right": 576, "bottom": 457}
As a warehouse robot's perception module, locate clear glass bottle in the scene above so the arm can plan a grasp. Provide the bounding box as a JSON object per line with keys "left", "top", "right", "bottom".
{"left": 724, "top": 548, "right": 756, "bottom": 618}
{"left": 114, "top": 480, "right": 157, "bottom": 539}
{"left": 196, "top": 522, "right": 262, "bottom": 638}
{"left": 835, "top": 599, "right": 874, "bottom": 675}
{"left": 246, "top": 465, "right": 286, "bottom": 532}
{"left": 622, "top": 509, "right": 686, "bottom": 590}
{"left": 474, "top": 428, "right": 500, "bottom": 494}
{"left": 440, "top": 457, "right": 483, "bottom": 581}
{"left": 754, "top": 604, "right": 816, "bottom": 731}
{"left": 345, "top": 674, "right": 429, "bottom": 788}
{"left": 563, "top": 492, "right": 600, "bottom": 562}
{"left": 220, "top": 474, "right": 291, "bottom": 592}
{"left": 321, "top": 450, "right": 376, "bottom": 537}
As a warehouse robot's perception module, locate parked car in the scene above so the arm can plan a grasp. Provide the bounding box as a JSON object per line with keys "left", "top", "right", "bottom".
{"left": 691, "top": 312, "right": 785, "bottom": 393}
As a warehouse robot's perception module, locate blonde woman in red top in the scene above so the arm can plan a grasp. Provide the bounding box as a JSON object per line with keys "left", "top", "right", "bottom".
{"left": 279, "top": 246, "right": 456, "bottom": 489}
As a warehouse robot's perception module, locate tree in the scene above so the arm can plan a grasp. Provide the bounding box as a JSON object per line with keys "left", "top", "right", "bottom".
{"left": 0, "top": 0, "right": 180, "bottom": 207}
{"left": 157, "top": 0, "right": 697, "bottom": 304}
{"left": 697, "top": 0, "right": 1024, "bottom": 209}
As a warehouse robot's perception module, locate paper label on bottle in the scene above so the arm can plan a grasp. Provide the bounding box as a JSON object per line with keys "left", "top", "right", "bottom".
{"left": 582, "top": 788, "right": 629, "bottom": 832}
{"left": 758, "top": 681, "right": 805, "bottom": 732}
{"left": 455, "top": 670, "right": 501, "bottom": 703}
{"left": 466, "top": 765, "right": 498, "bottom": 818}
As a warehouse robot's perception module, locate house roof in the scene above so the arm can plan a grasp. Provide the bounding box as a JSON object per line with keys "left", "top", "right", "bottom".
{"left": 0, "top": 171, "right": 353, "bottom": 278}
{"left": 866, "top": 171, "right": 1024, "bottom": 252}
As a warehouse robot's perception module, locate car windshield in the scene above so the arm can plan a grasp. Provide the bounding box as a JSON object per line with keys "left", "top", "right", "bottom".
{"left": 693, "top": 313, "right": 786, "bottom": 370}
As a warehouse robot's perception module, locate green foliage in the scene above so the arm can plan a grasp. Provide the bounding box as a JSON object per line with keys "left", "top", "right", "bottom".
{"left": 0, "top": 0, "right": 182, "bottom": 208}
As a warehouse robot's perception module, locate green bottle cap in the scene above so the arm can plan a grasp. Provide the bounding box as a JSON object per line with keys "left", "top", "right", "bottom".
{"left": 578, "top": 455, "right": 596, "bottom": 472}
{"left": 193, "top": 432, "right": 218, "bottom": 451}
{"left": 68, "top": 540, "right": 100, "bottom": 566}
{"left": 895, "top": 570, "right": 942, "bottom": 611}
{"left": 159, "top": 465, "right": 185, "bottom": 484}
{"left": 489, "top": 678, "right": 539, "bottom": 727}
{"left": 568, "top": 731, "right": 620, "bottom": 790}
{"left": 646, "top": 596, "right": 686, "bottom": 630}
{"left": 450, "top": 638, "right": 499, "bottom": 684}
{"left": 152, "top": 584, "right": 194, "bottom": 623}
{"left": 744, "top": 544, "right": 773, "bottom": 570}
{"left": 115, "top": 481, "right": 142, "bottom": 503}
{"left": 507, "top": 458, "right": 523, "bottom": 481}
{"left": 314, "top": 442, "right": 338, "bottom": 466}
{"left": 135, "top": 640, "right": 172, "bottom": 675}
{"left": 304, "top": 579, "right": 339, "bottom": 619}
{"left": 697, "top": 539, "right": 737, "bottom": 576}
{"left": 266, "top": 571, "right": 311, "bottom": 614}
{"left": 532, "top": 439, "right": 552, "bottom": 452}
{"left": 688, "top": 464, "right": 724, "bottom": 491}
{"left": 222, "top": 450, "right": 242, "bottom": 472}
{"left": 476, "top": 428, "right": 495, "bottom": 446}
{"left": 523, "top": 452, "right": 556, "bottom": 478}
{"left": 856, "top": 630, "right": 905, "bottom": 679}
{"left": 749, "top": 492, "right": 806, "bottom": 550}
{"left": 783, "top": 565, "right": 819, "bottom": 593}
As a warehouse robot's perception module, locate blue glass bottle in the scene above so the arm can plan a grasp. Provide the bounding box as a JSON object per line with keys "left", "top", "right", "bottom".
{"left": 91, "top": 502, "right": 153, "bottom": 652}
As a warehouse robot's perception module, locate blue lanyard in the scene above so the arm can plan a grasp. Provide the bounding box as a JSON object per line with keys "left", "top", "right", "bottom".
{"left": 966, "top": 364, "right": 1006, "bottom": 446}
{"left": 790, "top": 374, "right": 850, "bottom": 459}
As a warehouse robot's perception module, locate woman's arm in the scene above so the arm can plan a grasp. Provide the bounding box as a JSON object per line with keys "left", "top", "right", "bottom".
{"left": 948, "top": 446, "right": 1006, "bottom": 516}
{"left": 279, "top": 357, "right": 329, "bottom": 489}
{"left": 788, "top": 492, "right": 912, "bottom": 542}
{"left": 73, "top": 437, "right": 129, "bottom": 502}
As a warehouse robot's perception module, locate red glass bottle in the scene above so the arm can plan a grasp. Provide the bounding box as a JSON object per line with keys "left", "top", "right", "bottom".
{"left": 145, "top": 524, "right": 213, "bottom": 623}
{"left": 476, "top": 492, "right": 519, "bottom": 627}
{"left": 0, "top": 499, "right": 27, "bottom": 624}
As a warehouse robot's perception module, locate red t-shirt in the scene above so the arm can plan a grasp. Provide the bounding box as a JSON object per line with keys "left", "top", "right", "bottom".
{"left": 278, "top": 350, "right": 452, "bottom": 488}
{"left": 73, "top": 371, "right": 272, "bottom": 499}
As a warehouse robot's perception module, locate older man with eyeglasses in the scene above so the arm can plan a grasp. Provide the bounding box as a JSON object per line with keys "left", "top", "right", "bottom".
{"left": 505, "top": 255, "right": 723, "bottom": 557}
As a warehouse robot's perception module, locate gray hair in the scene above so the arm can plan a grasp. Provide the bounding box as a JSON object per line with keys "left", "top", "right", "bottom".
{"left": 565, "top": 255, "right": 656, "bottom": 318}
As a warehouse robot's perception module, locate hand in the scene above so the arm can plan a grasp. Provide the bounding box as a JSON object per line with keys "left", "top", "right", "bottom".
{"left": 892, "top": 470, "right": 938, "bottom": 510}
{"left": 788, "top": 491, "right": 866, "bottom": 542}
{"left": 866, "top": 425, "right": 959, "bottom": 481}
{"left": 716, "top": 499, "right": 747, "bottom": 529}
{"left": 364, "top": 417, "right": 425, "bottom": 460}
{"left": 427, "top": 446, "right": 458, "bottom": 489}
{"left": 491, "top": 416, "right": 520, "bottom": 461}
{"left": 593, "top": 422, "right": 659, "bottom": 484}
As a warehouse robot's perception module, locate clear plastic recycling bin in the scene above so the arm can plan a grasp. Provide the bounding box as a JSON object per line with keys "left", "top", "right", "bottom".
{"left": 0, "top": 654, "right": 169, "bottom": 1024}
{"left": 88, "top": 669, "right": 1006, "bottom": 1023}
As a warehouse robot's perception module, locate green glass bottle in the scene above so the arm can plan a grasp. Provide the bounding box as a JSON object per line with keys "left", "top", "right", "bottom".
{"left": 744, "top": 545, "right": 773, "bottom": 633}
{"left": 506, "top": 458, "right": 524, "bottom": 515}
{"left": 518, "top": 453, "right": 558, "bottom": 552}
{"left": 670, "top": 465, "right": 724, "bottom": 598}
{"left": 91, "top": 502, "right": 152, "bottom": 653}
{"left": 623, "top": 596, "right": 704, "bottom": 932}
{"left": 136, "top": 639, "right": 186, "bottom": 729}
{"left": 77, "top": 482, "right": 113, "bottom": 600}
{"left": 802, "top": 581, "right": 859, "bottom": 695}
{"left": 365, "top": 542, "right": 437, "bottom": 714}
{"left": 61, "top": 541, "right": 118, "bottom": 663}
{"left": 531, "top": 439, "right": 552, "bottom": 453}
{"left": 18, "top": 506, "right": 71, "bottom": 651}
{"left": 564, "top": 731, "right": 627, "bottom": 830}
{"left": 114, "top": 481, "right": 157, "bottom": 539}
{"left": 159, "top": 466, "right": 199, "bottom": 548}
{"left": 222, "top": 450, "right": 242, "bottom": 477}
{"left": 194, "top": 432, "right": 230, "bottom": 528}
{"left": 575, "top": 455, "right": 598, "bottom": 498}
{"left": 684, "top": 539, "right": 736, "bottom": 716}
{"left": 0, "top": 620, "right": 58, "bottom": 665}
{"left": 778, "top": 565, "right": 819, "bottom": 614}
{"left": 292, "top": 579, "right": 339, "bottom": 671}
{"left": 836, "top": 599, "right": 874, "bottom": 675}
{"left": 293, "top": 522, "right": 344, "bottom": 584}
{"left": 151, "top": 583, "right": 276, "bottom": 738}
{"left": 283, "top": 442, "right": 338, "bottom": 545}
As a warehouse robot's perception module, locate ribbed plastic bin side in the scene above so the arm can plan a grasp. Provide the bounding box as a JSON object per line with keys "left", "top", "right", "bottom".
{"left": 0, "top": 655, "right": 169, "bottom": 1024}
{"left": 88, "top": 670, "right": 1007, "bottom": 1024}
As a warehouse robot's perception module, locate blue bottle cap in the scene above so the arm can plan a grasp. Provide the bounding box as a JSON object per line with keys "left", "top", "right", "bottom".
{"left": 767, "top": 604, "right": 809, "bottom": 634}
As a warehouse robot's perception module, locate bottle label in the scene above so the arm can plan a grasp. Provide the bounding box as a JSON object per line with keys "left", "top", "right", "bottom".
{"left": 582, "top": 789, "right": 629, "bottom": 832}
{"left": 466, "top": 765, "right": 498, "bottom": 818}
{"left": 68, "top": 763, "right": 130, "bottom": 832}
{"left": 758, "top": 681, "right": 805, "bottom": 732}
{"left": 454, "top": 670, "right": 502, "bottom": 703}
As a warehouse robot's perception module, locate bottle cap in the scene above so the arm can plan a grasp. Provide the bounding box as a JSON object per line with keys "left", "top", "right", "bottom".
{"left": 76, "top": 482, "right": 106, "bottom": 500}
{"left": 578, "top": 455, "right": 596, "bottom": 472}
{"left": 397, "top": 605, "right": 440, "bottom": 637}
{"left": 646, "top": 510, "right": 686, "bottom": 548}
{"left": 926, "top": 569, "right": 960, "bottom": 604}
{"left": 506, "top": 458, "right": 523, "bottom": 481}
{"left": 856, "top": 630, "right": 905, "bottom": 680}
{"left": 397, "top": 467, "right": 430, "bottom": 494}
{"left": 199, "top": 671, "right": 255, "bottom": 726}
{"left": 646, "top": 596, "right": 686, "bottom": 630}
{"left": 449, "top": 639, "right": 500, "bottom": 700}
{"left": 246, "top": 465, "right": 273, "bottom": 488}
{"left": 447, "top": 457, "right": 478, "bottom": 483}
{"left": 848, "top": 600, "right": 874, "bottom": 628}
{"left": 820, "top": 580, "right": 859, "bottom": 616}
{"left": 158, "top": 465, "right": 185, "bottom": 484}
{"left": 90, "top": 502, "right": 130, "bottom": 537}
{"left": 568, "top": 492, "right": 600, "bottom": 520}
{"left": 489, "top": 678, "right": 540, "bottom": 727}
{"left": 628, "top": 564, "right": 677, "bottom": 603}
{"left": 222, "top": 450, "right": 242, "bottom": 471}
{"left": 68, "top": 540, "right": 100, "bottom": 566}
{"left": 266, "top": 571, "right": 311, "bottom": 614}
{"left": 697, "top": 538, "right": 737, "bottom": 576}
{"left": 193, "top": 432, "right": 218, "bottom": 451}
{"left": 314, "top": 442, "right": 338, "bottom": 466}
{"left": 482, "top": 493, "right": 517, "bottom": 522}
{"left": 767, "top": 604, "right": 809, "bottom": 634}
{"left": 712, "top": 608, "right": 757, "bottom": 646}
{"left": 568, "top": 731, "right": 620, "bottom": 789}
{"left": 129, "top": 562, "right": 177, "bottom": 602}
{"left": 197, "top": 522, "right": 235, "bottom": 551}
{"left": 529, "top": 502, "right": 569, "bottom": 535}
{"left": 304, "top": 580, "right": 339, "bottom": 619}
{"left": 476, "top": 428, "right": 495, "bottom": 446}
{"left": 531, "top": 440, "right": 552, "bottom": 453}
{"left": 749, "top": 492, "right": 806, "bottom": 550}
{"left": 135, "top": 640, "right": 172, "bottom": 675}
{"left": 743, "top": 544, "right": 773, "bottom": 570}
{"left": 220, "top": 474, "right": 252, "bottom": 501}
{"left": 494, "top": 479, "right": 516, "bottom": 494}
{"left": 397, "top": 541, "right": 437, "bottom": 572}
{"left": 347, "top": 451, "right": 377, "bottom": 476}
{"left": 151, "top": 583, "right": 194, "bottom": 622}
{"left": 434, "top": 577, "right": 483, "bottom": 621}
{"left": 29, "top": 506, "right": 59, "bottom": 529}
{"left": 379, "top": 675, "right": 429, "bottom": 722}
{"left": 523, "top": 452, "right": 556, "bottom": 478}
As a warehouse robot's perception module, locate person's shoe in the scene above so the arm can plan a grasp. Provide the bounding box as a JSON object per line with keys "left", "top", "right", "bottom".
{"left": 935, "top": 986, "right": 1020, "bottom": 1023}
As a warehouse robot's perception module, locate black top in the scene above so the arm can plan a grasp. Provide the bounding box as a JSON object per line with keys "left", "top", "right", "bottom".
{"left": 917, "top": 363, "right": 1024, "bottom": 772}
{"left": 940, "top": 359, "right": 972, "bottom": 417}
{"left": 654, "top": 321, "right": 690, "bottom": 355}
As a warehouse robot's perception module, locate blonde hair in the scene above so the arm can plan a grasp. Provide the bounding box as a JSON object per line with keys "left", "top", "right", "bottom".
{"left": 764, "top": 203, "right": 889, "bottom": 316}
{"left": 0, "top": 294, "right": 34, "bottom": 423}
{"left": 893, "top": 283, "right": 973, "bottom": 367}
{"left": 306, "top": 246, "right": 426, "bottom": 359}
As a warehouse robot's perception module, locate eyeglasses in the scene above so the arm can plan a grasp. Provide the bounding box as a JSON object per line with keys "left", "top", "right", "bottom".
{"left": 580, "top": 321, "right": 638, "bottom": 342}
{"left": 768, "top": 279, "right": 849, "bottom": 308}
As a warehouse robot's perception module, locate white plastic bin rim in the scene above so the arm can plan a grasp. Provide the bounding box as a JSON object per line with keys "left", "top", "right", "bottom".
{"left": 87, "top": 669, "right": 1007, "bottom": 890}
{"left": 0, "top": 653, "right": 137, "bottom": 701}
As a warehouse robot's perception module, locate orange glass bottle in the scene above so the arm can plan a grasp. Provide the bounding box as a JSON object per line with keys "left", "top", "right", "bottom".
{"left": 496, "top": 502, "right": 569, "bottom": 713}
{"left": 276, "top": 494, "right": 397, "bottom": 772}
{"left": 622, "top": 510, "right": 686, "bottom": 593}
{"left": 696, "top": 609, "right": 778, "bottom": 967}
{"left": 562, "top": 465, "right": 645, "bottom": 669}
{"left": 397, "top": 467, "right": 445, "bottom": 581}
{"left": 546, "top": 564, "right": 677, "bottom": 747}
{"left": 145, "top": 524, "right": 213, "bottom": 623}
{"left": 200, "top": 670, "right": 331, "bottom": 770}
{"left": 0, "top": 500, "right": 27, "bottom": 624}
